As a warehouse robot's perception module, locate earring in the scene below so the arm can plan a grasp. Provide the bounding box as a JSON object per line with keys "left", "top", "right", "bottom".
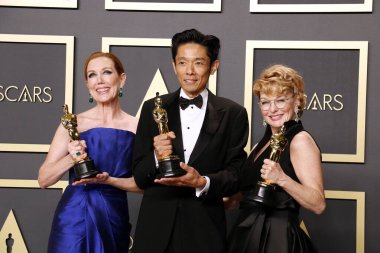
{"left": 118, "top": 88, "right": 123, "bottom": 97}
{"left": 89, "top": 94, "right": 93, "bottom": 103}
{"left": 294, "top": 107, "right": 299, "bottom": 122}
{"left": 263, "top": 120, "right": 267, "bottom": 127}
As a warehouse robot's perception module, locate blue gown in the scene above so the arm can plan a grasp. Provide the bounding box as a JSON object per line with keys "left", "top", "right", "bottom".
{"left": 48, "top": 128, "right": 135, "bottom": 253}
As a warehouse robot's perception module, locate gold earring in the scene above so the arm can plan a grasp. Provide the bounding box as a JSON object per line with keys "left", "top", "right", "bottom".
{"left": 295, "top": 107, "right": 299, "bottom": 122}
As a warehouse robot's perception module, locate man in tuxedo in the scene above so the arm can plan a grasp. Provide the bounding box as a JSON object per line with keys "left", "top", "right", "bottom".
{"left": 132, "top": 28, "right": 249, "bottom": 253}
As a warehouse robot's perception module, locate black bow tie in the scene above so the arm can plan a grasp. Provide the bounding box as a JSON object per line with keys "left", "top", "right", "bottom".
{"left": 179, "top": 95, "right": 203, "bottom": 110}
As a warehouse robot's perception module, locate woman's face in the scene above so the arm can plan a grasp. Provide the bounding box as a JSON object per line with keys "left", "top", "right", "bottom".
{"left": 259, "top": 92, "right": 298, "bottom": 132}
{"left": 86, "top": 56, "right": 125, "bottom": 104}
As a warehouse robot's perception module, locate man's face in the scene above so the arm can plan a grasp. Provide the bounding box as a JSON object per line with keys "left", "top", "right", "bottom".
{"left": 172, "top": 43, "right": 219, "bottom": 98}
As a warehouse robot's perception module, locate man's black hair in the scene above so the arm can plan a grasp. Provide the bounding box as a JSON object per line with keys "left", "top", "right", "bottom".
{"left": 171, "top": 29, "right": 220, "bottom": 64}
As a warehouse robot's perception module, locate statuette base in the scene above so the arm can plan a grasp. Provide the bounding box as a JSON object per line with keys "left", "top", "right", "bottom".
{"left": 250, "top": 181, "right": 276, "bottom": 207}
{"left": 156, "top": 156, "right": 186, "bottom": 179}
{"left": 73, "top": 159, "right": 100, "bottom": 181}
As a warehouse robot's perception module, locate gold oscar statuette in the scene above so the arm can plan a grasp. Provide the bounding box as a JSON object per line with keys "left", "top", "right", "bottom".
{"left": 61, "top": 104, "right": 101, "bottom": 181}
{"left": 152, "top": 93, "right": 185, "bottom": 179}
{"left": 251, "top": 125, "right": 288, "bottom": 206}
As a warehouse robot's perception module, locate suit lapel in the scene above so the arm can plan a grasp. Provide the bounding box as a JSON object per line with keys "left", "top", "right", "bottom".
{"left": 188, "top": 91, "right": 224, "bottom": 165}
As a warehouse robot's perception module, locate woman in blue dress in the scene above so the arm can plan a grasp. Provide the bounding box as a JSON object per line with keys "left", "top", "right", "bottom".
{"left": 38, "top": 52, "right": 140, "bottom": 253}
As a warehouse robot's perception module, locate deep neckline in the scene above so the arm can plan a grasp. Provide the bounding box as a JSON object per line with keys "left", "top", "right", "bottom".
{"left": 253, "top": 142, "right": 270, "bottom": 163}
{"left": 252, "top": 120, "right": 302, "bottom": 162}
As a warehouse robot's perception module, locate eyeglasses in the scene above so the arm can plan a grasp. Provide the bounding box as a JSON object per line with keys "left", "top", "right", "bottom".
{"left": 258, "top": 96, "right": 293, "bottom": 111}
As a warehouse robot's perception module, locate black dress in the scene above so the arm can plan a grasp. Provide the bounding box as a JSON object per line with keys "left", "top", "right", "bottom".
{"left": 228, "top": 120, "right": 318, "bottom": 253}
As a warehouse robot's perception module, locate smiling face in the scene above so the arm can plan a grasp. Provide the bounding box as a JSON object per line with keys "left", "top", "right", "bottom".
{"left": 253, "top": 64, "right": 306, "bottom": 133}
{"left": 85, "top": 56, "right": 125, "bottom": 104}
{"left": 259, "top": 92, "right": 299, "bottom": 133}
{"left": 172, "top": 43, "right": 219, "bottom": 98}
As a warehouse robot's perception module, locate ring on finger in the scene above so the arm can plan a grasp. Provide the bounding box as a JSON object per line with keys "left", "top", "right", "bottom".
{"left": 76, "top": 151, "right": 81, "bottom": 156}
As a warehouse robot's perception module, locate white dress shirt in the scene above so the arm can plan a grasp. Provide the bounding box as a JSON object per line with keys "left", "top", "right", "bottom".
{"left": 179, "top": 89, "right": 210, "bottom": 197}
{"left": 154, "top": 89, "right": 211, "bottom": 196}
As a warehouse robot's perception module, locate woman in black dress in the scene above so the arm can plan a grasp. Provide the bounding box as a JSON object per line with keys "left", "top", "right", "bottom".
{"left": 227, "top": 64, "right": 326, "bottom": 253}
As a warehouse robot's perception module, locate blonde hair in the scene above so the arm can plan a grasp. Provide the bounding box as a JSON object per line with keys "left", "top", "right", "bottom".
{"left": 253, "top": 64, "right": 306, "bottom": 116}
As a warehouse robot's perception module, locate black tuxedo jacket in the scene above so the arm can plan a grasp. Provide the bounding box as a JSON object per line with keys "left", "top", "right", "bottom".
{"left": 132, "top": 89, "right": 248, "bottom": 253}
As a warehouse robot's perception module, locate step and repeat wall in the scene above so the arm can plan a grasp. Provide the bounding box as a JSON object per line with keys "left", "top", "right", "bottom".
{"left": 0, "top": 0, "right": 379, "bottom": 252}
